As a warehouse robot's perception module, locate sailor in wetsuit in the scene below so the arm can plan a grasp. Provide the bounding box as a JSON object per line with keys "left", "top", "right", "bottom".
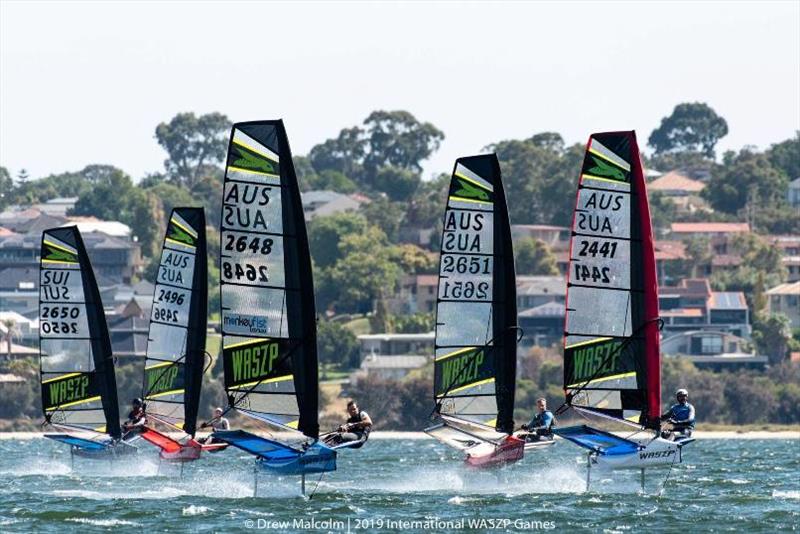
{"left": 660, "top": 388, "right": 695, "bottom": 440}
{"left": 518, "top": 397, "right": 555, "bottom": 442}
{"left": 198, "top": 407, "right": 230, "bottom": 444}
{"left": 323, "top": 400, "right": 372, "bottom": 447}
{"left": 121, "top": 398, "right": 147, "bottom": 439}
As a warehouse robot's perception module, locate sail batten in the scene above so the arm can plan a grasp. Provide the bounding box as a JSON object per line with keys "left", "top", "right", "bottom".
{"left": 141, "top": 208, "right": 207, "bottom": 436}
{"left": 220, "top": 120, "right": 319, "bottom": 440}
{"left": 563, "top": 131, "right": 661, "bottom": 429}
{"left": 39, "top": 227, "right": 121, "bottom": 439}
{"left": 431, "top": 154, "right": 517, "bottom": 435}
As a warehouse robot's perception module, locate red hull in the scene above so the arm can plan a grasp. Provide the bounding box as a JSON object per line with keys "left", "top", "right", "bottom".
{"left": 464, "top": 435, "right": 525, "bottom": 468}
{"left": 140, "top": 427, "right": 228, "bottom": 462}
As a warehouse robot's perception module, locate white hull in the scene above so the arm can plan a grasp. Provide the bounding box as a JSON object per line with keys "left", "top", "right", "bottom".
{"left": 593, "top": 436, "right": 693, "bottom": 470}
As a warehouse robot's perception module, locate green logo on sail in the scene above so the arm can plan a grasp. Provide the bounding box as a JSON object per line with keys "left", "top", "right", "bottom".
{"left": 168, "top": 222, "right": 195, "bottom": 246}
{"left": 145, "top": 363, "right": 182, "bottom": 397}
{"left": 234, "top": 145, "right": 278, "bottom": 175}
{"left": 569, "top": 340, "right": 622, "bottom": 384}
{"left": 44, "top": 245, "right": 78, "bottom": 263}
{"left": 588, "top": 156, "right": 627, "bottom": 182}
{"left": 46, "top": 374, "right": 91, "bottom": 408}
{"left": 453, "top": 179, "right": 490, "bottom": 201}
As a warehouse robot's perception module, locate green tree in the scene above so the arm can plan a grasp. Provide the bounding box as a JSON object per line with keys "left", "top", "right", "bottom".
{"left": 393, "top": 313, "right": 435, "bottom": 333}
{"left": 767, "top": 131, "right": 800, "bottom": 179}
{"left": 358, "top": 197, "right": 406, "bottom": 242}
{"left": 648, "top": 102, "right": 729, "bottom": 157}
{"left": 753, "top": 313, "right": 792, "bottom": 364}
{"left": 390, "top": 243, "right": 438, "bottom": 275}
{"left": 373, "top": 166, "right": 420, "bottom": 201}
{"left": 405, "top": 172, "right": 449, "bottom": 230}
{"left": 317, "top": 320, "right": 360, "bottom": 368}
{"left": 514, "top": 237, "right": 558, "bottom": 275}
{"left": 308, "top": 126, "right": 365, "bottom": 179}
{"left": 155, "top": 112, "right": 231, "bottom": 187}
{"left": 0, "top": 167, "right": 12, "bottom": 209}
{"left": 326, "top": 228, "right": 401, "bottom": 312}
{"left": 703, "top": 149, "right": 788, "bottom": 216}
{"left": 684, "top": 236, "right": 712, "bottom": 278}
{"left": 361, "top": 110, "right": 444, "bottom": 177}
{"left": 307, "top": 212, "right": 369, "bottom": 268}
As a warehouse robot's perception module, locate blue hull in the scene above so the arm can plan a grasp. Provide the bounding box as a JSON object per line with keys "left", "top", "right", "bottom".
{"left": 257, "top": 443, "right": 337, "bottom": 475}
{"left": 45, "top": 433, "right": 137, "bottom": 458}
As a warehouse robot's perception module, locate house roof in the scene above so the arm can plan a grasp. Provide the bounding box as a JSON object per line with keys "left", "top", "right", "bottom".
{"left": 649, "top": 171, "right": 706, "bottom": 193}
{"left": 661, "top": 308, "right": 704, "bottom": 317}
{"left": 709, "top": 292, "right": 747, "bottom": 310}
{"left": 766, "top": 281, "right": 800, "bottom": 296}
{"left": 65, "top": 219, "right": 131, "bottom": 238}
{"left": 654, "top": 240, "right": 687, "bottom": 261}
{"left": 516, "top": 276, "right": 566, "bottom": 296}
{"left": 413, "top": 274, "right": 439, "bottom": 287}
{"left": 660, "top": 278, "right": 712, "bottom": 297}
{"left": 519, "top": 301, "right": 565, "bottom": 317}
{"left": 0, "top": 266, "right": 39, "bottom": 291}
{"left": 360, "top": 355, "right": 429, "bottom": 369}
{"left": 671, "top": 222, "right": 750, "bottom": 234}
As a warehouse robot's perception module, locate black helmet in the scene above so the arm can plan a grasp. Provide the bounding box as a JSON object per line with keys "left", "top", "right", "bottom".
{"left": 132, "top": 397, "right": 143, "bottom": 406}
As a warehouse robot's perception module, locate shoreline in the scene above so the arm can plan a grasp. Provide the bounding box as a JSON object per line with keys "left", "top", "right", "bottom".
{"left": 0, "top": 430, "right": 797, "bottom": 440}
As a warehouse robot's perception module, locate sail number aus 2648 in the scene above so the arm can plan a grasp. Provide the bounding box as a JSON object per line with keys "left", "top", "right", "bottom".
{"left": 222, "top": 261, "right": 268, "bottom": 283}
{"left": 224, "top": 235, "right": 274, "bottom": 255}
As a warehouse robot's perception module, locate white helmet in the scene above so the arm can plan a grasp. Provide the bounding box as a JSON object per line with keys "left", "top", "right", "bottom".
{"left": 676, "top": 389, "right": 688, "bottom": 397}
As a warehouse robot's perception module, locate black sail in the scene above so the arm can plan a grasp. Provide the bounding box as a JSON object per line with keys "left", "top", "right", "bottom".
{"left": 142, "top": 208, "right": 208, "bottom": 436}
{"left": 219, "top": 120, "right": 319, "bottom": 439}
{"left": 39, "top": 227, "right": 121, "bottom": 439}
{"left": 432, "top": 154, "right": 517, "bottom": 434}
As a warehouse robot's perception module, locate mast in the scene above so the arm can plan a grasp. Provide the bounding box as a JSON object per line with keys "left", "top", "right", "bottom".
{"left": 39, "top": 226, "right": 121, "bottom": 439}
{"left": 142, "top": 208, "right": 207, "bottom": 436}
{"left": 562, "top": 131, "right": 661, "bottom": 429}
{"left": 219, "top": 120, "right": 319, "bottom": 439}
{"left": 432, "top": 154, "right": 517, "bottom": 434}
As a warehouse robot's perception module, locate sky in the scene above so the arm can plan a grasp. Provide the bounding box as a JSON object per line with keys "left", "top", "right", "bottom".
{"left": 1, "top": 1, "right": 798, "bottom": 182}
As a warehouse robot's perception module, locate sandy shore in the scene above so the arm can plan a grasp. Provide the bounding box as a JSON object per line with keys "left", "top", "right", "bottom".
{"left": 1, "top": 430, "right": 797, "bottom": 440}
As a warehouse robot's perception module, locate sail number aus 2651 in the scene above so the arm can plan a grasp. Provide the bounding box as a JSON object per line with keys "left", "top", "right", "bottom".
{"left": 440, "top": 280, "right": 489, "bottom": 299}
{"left": 441, "top": 255, "right": 491, "bottom": 274}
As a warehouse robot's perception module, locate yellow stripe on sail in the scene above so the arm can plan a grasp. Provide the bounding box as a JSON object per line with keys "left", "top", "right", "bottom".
{"left": 94, "top": 425, "right": 107, "bottom": 432}
{"left": 232, "top": 138, "right": 279, "bottom": 164}
{"left": 42, "top": 372, "right": 82, "bottom": 384}
{"left": 42, "top": 239, "right": 77, "bottom": 255}
{"left": 565, "top": 337, "right": 613, "bottom": 350}
{"left": 46, "top": 395, "right": 102, "bottom": 410}
{"left": 165, "top": 237, "right": 196, "bottom": 249}
{"left": 625, "top": 413, "right": 641, "bottom": 422}
{"left": 41, "top": 258, "right": 78, "bottom": 265}
{"left": 453, "top": 171, "right": 492, "bottom": 193}
{"left": 588, "top": 145, "right": 631, "bottom": 172}
{"left": 146, "top": 388, "right": 184, "bottom": 399}
{"left": 227, "top": 165, "right": 279, "bottom": 179}
{"left": 449, "top": 377, "right": 494, "bottom": 395}
{"left": 566, "top": 371, "right": 636, "bottom": 389}
{"left": 223, "top": 338, "right": 271, "bottom": 350}
{"left": 286, "top": 420, "right": 299, "bottom": 429}
{"left": 169, "top": 216, "right": 197, "bottom": 238}
{"left": 485, "top": 418, "right": 497, "bottom": 427}
{"left": 435, "top": 346, "right": 478, "bottom": 362}
{"left": 227, "top": 374, "right": 293, "bottom": 390}
{"left": 581, "top": 173, "right": 626, "bottom": 185}
{"left": 145, "top": 361, "right": 176, "bottom": 370}
{"left": 448, "top": 196, "right": 493, "bottom": 205}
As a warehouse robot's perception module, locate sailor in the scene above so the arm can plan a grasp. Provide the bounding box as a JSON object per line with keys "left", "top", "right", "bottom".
{"left": 519, "top": 397, "right": 555, "bottom": 442}
{"left": 323, "top": 400, "right": 372, "bottom": 447}
{"left": 121, "top": 398, "right": 147, "bottom": 437}
{"left": 198, "top": 407, "right": 230, "bottom": 444}
{"left": 660, "top": 388, "right": 695, "bottom": 440}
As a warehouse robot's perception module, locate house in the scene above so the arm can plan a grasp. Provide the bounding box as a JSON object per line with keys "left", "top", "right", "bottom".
{"left": 659, "top": 278, "right": 751, "bottom": 338}
{"left": 394, "top": 274, "right": 439, "bottom": 314}
{"left": 516, "top": 276, "right": 566, "bottom": 311}
{"left": 300, "top": 190, "right": 366, "bottom": 220}
{"left": 518, "top": 301, "right": 564, "bottom": 349}
{"left": 669, "top": 222, "right": 750, "bottom": 254}
{"left": 357, "top": 332, "right": 435, "bottom": 361}
{"left": 765, "top": 282, "right": 800, "bottom": 328}
{"left": 788, "top": 177, "right": 800, "bottom": 207}
{"left": 662, "top": 330, "right": 767, "bottom": 369}
{"left": 33, "top": 197, "right": 78, "bottom": 216}
{"left": 648, "top": 171, "right": 708, "bottom": 212}
{"left": 352, "top": 354, "right": 429, "bottom": 381}
{"left": 768, "top": 236, "right": 800, "bottom": 282}
{"left": 510, "top": 225, "right": 570, "bottom": 248}
{"left": 654, "top": 240, "right": 688, "bottom": 284}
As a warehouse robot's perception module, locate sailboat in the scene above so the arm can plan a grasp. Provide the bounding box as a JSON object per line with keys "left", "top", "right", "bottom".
{"left": 424, "top": 154, "right": 544, "bottom": 468}
{"left": 211, "top": 120, "right": 352, "bottom": 494}
{"left": 136, "top": 207, "right": 226, "bottom": 461}
{"left": 39, "top": 226, "right": 136, "bottom": 459}
{"left": 552, "top": 131, "right": 694, "bottom": 488}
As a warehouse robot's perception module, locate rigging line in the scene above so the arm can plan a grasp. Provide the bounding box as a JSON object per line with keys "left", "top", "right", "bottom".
{"left": 430, "top": 325, "right": 523, "bottom": 419}
{"left": 307, "top": 470, "right": 326, "bottom": 500}
{"left": 659, "top": 445, "right": 680, "bottom": 494}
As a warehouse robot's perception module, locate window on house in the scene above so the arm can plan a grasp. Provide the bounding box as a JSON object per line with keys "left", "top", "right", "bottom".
{"left": 700, "top": 336, "right": 723, "bottom": 354}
